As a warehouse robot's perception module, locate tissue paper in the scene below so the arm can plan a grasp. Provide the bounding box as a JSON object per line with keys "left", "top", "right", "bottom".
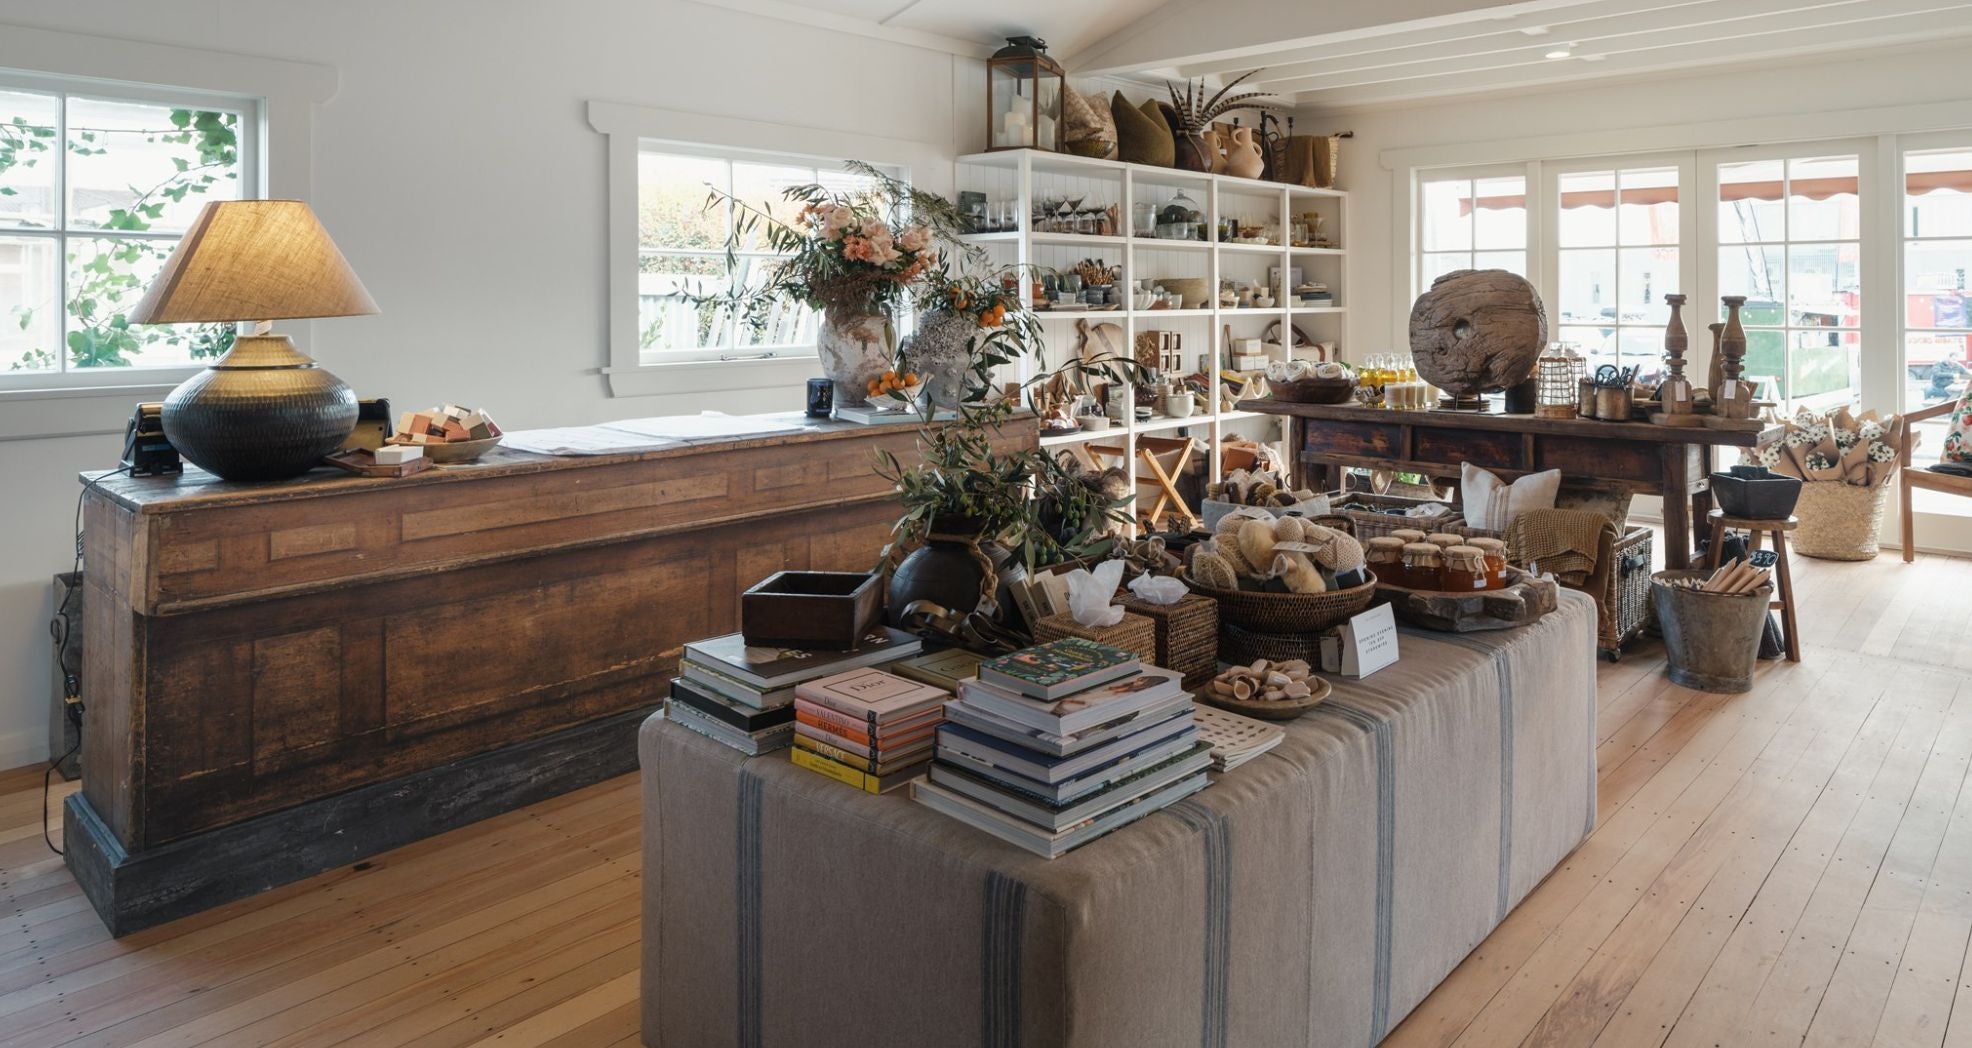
{"left": 1127, "top": 572, "right": 1189, "bottom": 605}
{"left": 1063, "top": 560, "right": 1126, "bottom": 628}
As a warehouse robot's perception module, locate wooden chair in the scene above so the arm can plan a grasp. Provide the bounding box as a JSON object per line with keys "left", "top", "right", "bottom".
{"left": 1898, "top": 400, "right": 1968, "bottom": 563}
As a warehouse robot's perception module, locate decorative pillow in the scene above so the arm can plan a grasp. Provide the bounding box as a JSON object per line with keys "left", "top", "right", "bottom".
{"left": 1112, "top": 92, "right": 1173, "bottom": 168}
{"left": 1943, "top": 395, "right": 1972, "bottom": 464}
{"left": 1063, "top": 88, "right": 1117, "bottom": 159}
{"left": 1461, "top": 463, "right": 1562, "bottom": 531}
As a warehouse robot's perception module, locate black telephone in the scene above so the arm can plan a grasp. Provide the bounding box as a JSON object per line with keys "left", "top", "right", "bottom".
{"left": 120, "top": 403, "right": 181, "bottom": 477}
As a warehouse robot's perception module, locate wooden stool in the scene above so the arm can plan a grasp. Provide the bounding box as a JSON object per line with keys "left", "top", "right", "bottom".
{"left": 1704, "top": 509, "right": 1800, "bottom": 662}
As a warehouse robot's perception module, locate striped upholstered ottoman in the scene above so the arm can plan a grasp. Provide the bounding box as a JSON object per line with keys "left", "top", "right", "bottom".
{"left": 640, "top": 591, "right": 1596, "bottom": 1048}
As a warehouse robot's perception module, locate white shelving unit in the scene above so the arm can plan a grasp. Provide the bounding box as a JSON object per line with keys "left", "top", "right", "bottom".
{"left": 954, "top": 147, "right": 1350, "bottom": 527}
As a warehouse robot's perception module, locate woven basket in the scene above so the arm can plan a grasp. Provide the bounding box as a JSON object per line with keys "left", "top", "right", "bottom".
{"left": 1185, "top": 572, "right": 1378, "bottom": 633}
{"left": 1116, "top": 591, "right": 1218, "bottom": 691}
{"left": 1791, "top": 477, "right": 1893, "bottom": 561}
{"left": 1328, "top": 491, "right": 1462, "bottom": 543}
{"left": 1269, "top": 376, "right": 1356, "bottom": 404}
{"left": 1218, "top": 622, "right": 1324, "bottom": 665}
{"left": 1033, "top": 611, "right": 1158, "bottom": 663}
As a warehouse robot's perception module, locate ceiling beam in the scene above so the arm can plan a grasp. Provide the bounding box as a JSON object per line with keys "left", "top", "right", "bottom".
{"left": 1066, "top": 0, "right": 1609, "bottom": 76}
{"left": 1284, "top": 8, "right": 1972, "bottom": 105}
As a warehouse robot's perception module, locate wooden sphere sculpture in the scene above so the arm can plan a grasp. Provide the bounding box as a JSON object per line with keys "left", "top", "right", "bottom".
{"left": 1408, "top": 269, "right": 1548, "bottom": 396}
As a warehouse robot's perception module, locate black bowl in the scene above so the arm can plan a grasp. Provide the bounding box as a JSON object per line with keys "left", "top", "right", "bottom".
{"left": 1710, "top": 465, "right": 1802, "bottom": 519}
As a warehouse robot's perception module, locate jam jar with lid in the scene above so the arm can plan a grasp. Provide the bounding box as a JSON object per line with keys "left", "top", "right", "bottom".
{"left": 1424, "top": 532, "right": 1464, "bottom": 550}
{"left": 1389, "top": 528, "right": 1428, "bottom": 547}
{"left": 1400, "top": 542, "right": 1444, "bottom": 590}
{"left": 1442, "top": 545, "right": 1490, "bottom": 591}
{"left": 1365, "top": 536, "right": 1405, "bottom": 582}
{"left": 1467, "top": 537, "right": 1509, "bottom": 588}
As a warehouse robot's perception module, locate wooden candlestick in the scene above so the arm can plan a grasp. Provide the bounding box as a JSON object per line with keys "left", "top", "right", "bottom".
{"left": 1706, "top": 322, "right": 1724, "bottom": 396}
{"left": 1717, "top": 295, "right": 1756, "bottom": 419}
{"left": 1660, "top": 294, "right": 1694, "bottom": 417}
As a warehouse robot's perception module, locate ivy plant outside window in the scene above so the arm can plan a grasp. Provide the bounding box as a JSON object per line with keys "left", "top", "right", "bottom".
{"left": 0, "top": 81, "right": 251, "bottom": 379}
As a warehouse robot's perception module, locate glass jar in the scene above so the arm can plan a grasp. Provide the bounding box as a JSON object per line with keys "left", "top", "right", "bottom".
{"left": 1132, "top": 202, "right": 1155, "bottom": 238}
{"left": 1468, "top": 537, "right": 1509, "bottom": 588}
{"left": 1365, "top": 537, "right": 1405, "bottom": 583}
{"left": 1390, "top": 528, "right": 1428, "bottom": 547}
{"left": 1443, "top": 545, "right": 1489, "bottom": 591}
{"left": 1400, "top": 542, "right": 1444, "bottom": 590}
{"left": 1425, "top": 532, "right": 1464, "bottom": 550}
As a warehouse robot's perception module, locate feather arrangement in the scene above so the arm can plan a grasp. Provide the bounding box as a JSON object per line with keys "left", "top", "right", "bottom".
{"left": 1163, "top": 71, "right": 1282, "bottom": 135}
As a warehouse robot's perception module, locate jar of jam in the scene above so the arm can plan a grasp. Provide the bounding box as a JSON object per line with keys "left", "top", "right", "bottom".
{"left": 1390, "top": 528, "right": 1428, "bottom": 547}
{"left": 1443, "top": 545, "right": 1489, "bottom": 591}
{"left": 1365, "top": 537, "right": 1405, "bottom": 583}
{"left": 1467, "top": 537, "right": 1509, "bottom": 588}
{"left": 1425, "top": 532, "right": 1464, "bottom": 550}
{"left": 1400, "top": 542, "right": 1444, "bottom": 590}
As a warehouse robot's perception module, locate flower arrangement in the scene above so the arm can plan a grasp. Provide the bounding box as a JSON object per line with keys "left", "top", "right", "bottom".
{"left": 1749, "top": 405, "right": 1905, "bottom": 487}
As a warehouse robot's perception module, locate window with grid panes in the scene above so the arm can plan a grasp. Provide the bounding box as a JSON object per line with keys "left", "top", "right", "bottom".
{"left": 1417, "top": 173, "right": 1527, "bottom": 293}
{"left": 1553, "top": 166, "right": 1680, "bottom": 384}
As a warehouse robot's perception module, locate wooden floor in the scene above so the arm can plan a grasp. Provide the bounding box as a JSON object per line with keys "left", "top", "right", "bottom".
{"left": 3, "top": 547, "right": 1971, "bottom": 1046}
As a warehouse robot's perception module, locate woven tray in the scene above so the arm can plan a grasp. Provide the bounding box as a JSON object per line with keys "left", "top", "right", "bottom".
{"left": 1115, "top": 591, "right": 1218, "bottom": 691}
{"left": 1033, "top": 611, "right": 1158, "bottom": 663}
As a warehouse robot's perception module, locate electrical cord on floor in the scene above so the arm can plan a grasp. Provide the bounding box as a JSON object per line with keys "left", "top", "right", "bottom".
{"left": 43, "top": 464, "right": 130, "bottom": 856}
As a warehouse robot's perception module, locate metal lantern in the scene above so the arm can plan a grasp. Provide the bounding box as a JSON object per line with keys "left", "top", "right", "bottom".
{"left": 1535, "top": 344, "right": 1585, "bottom": 419}
{"left": 987, "top": 36, "right": 1064, "bottom": 152}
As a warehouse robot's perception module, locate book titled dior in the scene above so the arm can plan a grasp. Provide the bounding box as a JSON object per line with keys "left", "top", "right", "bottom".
{"left": 794, "top": 668, "right": 949, "bottom": 724}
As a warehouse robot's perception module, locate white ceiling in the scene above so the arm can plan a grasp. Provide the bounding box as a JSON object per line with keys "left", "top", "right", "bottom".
{"left": 699, "top": 0, "right": 1972, "bottom": 109}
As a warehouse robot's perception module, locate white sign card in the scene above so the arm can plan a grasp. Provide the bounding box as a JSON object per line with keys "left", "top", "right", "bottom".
{"left": 1326, "top": 603, "right": 1398, "bottom": 679}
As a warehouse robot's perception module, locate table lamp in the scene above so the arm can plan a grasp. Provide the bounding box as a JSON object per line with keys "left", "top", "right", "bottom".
{"left": 131, "top": 200, "right": 379, "bottom": 481}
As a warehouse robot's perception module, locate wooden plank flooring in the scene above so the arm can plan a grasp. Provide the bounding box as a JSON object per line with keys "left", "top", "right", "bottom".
{"left": 3, "top": 546, "right": 1970, "bottom": 1046}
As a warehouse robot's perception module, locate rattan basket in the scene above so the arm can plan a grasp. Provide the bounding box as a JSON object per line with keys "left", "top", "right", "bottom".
{"left": 1328, "top": 491, "right": 1462, "bottom": 542}
{"left": 1218, "top": 622, "right": 1324, "bottom": 665}
{"left": 1033, "top": 610, "right": 1158, "bottom": 663}
{"left": 1791, "top": 477, "right": 1893, "bottom": 561}
{"left": 1185, "top": 572, "right": 1379, "bottom": 633}
{"left": 1115, "top": 591, "right": 1218, "bottom": 690}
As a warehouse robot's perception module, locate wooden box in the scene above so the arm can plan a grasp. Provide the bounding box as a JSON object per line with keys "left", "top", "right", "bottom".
{"left": 1116, "top": 591, "right": 1218, "bottom": 690}
{"left": 741, "top": 570, "right": 882, "bottom": 650}
{"left": 1033, "top": 611, "right": 1157, "bottom": 664}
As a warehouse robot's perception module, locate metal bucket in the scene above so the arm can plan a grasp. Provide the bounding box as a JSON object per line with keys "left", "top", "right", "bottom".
{"left": 1651, "top": 569, "right": 1771, "bottom": 693}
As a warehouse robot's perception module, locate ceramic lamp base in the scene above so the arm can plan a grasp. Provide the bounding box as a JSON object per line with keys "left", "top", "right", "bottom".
{"left": 161, "top": 333, "right": 358, "bottom": 482}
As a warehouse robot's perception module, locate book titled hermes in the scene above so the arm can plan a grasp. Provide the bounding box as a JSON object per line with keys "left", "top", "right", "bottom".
{"left": 794, "top": 668, "right": 949, "bottom": 724}
{"left": 976, "top": 638, "right": 1139, "bottom": 700}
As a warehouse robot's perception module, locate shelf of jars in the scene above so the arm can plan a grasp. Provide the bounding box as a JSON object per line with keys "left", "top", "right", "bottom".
{"left": 952, "top": 147, "right": 1345, "bottom": 523}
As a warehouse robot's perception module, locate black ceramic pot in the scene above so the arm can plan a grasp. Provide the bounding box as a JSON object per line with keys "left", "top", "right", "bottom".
{"left": 1709, "top": 465, "right": 1803, "bottom": 519}
{"left": 161, "top": 334, "right": 358, "bottom": 482}
{"left": 886, "top": 518, "right": 993, "bottom": 627}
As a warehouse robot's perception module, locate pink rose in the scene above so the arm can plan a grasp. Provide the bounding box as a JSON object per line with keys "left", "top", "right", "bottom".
{"left": 841, "top": 235, "right": 874, "bottom": 262}
{"left": 897, "top": 224, "right": 932, "bottom": 253}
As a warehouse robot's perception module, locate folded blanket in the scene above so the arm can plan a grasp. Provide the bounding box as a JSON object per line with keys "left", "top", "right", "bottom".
{"left": 1508, "top": 508, "right": 1617, "bottom": 582}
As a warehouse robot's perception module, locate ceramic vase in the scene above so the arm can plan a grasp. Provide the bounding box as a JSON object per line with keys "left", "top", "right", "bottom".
{"left": 1173, "top": 131, "right": 1213, "bottom": 172}
{"left": 905, "top": 308, "right": 975, "bottom": 410}
{"left": 819, "top": 308, "right": 895, "bottom": 408}
{"left": 886, "top": 516, "right": 994, "bottom": 627}
{"left": 1224, "top": 128, "right": 1265, "bottom": 180}
{"left": 1201, "top": 128, "right": 1227, "bottom": 174}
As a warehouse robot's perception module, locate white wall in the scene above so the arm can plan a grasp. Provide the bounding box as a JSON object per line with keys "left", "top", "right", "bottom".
{"left": 0, "top": 0, "right": 969, "bottom": 769}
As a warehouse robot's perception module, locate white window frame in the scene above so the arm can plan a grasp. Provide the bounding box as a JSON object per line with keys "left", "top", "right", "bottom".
{"left": 0, "top": 70, "right": 262, "bottom": 390}
{"left": 590, "top": 100, "right": 952, "bottom": 399}
{"left": 1410, "top": 162, "right": 1539, "bottom": 302}
{"left": 1538, "top": 153, "right": 1698, "bottom": 378}
{"left": 0, "top": 22, "right": 332, "bottom": 440}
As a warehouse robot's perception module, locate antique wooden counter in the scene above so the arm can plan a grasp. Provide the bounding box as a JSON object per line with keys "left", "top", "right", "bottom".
{"left": 67, "top": 413, "right": 1026, "bottom": 934}
{"left": 1239, "top": 399, "right": 1781, "bottom": 569}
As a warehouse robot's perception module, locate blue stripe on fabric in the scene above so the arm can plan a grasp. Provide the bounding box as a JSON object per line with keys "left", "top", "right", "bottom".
{"left": 982, "top": 871, "right": 1026, "bottom": 1048}
{"left": 1416, "top": 630, "right": 1519, "bottom": 923}
{"left": 1169, "top": 799, "right": 1232, "bottom": 1048}
{"left": 736, "top": 769, "right": 764, "bottom": 1048}
{"left": 1312, "top": 700, "right": 1395, "bottom": 1041}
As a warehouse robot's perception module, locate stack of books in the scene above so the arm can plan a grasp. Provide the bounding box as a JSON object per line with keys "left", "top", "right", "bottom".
{"left": 790, "top": 668, "right": 948, "bottom": 793}
{"left": 666, "top": 627, "right": 922, "bottom": 756}
{"left": 912, "top": 638, "right": 1210, "bottom": 858}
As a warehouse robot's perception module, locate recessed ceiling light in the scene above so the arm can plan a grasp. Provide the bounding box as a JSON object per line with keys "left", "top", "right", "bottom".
{"left": 1580, "top": 53, "right": 1605, "bottom": 62}
{"left": 1545, "top": 49, "right": 1573, "bottom": 59}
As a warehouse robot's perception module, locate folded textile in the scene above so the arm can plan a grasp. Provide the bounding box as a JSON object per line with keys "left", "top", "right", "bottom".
{"left": 1508, "top": 508, "right": 1617, "bottom": 582}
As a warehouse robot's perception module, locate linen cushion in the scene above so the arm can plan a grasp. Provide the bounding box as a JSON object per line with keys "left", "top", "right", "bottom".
{"left": 1461, "top": 462, "right": 1561, "bottom": 531}
{"left": 1112, "top": 92, "right": 1173, "bottom": 167}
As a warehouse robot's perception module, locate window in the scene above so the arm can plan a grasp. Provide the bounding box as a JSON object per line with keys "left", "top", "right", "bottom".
{"left": 637, "top": 149, "right": 875, "bottom": 364}
{"left": 0, "top": 77, "right": 253, "bottom": 381}
{"left": 1553, "top": 166, "right": 1680, "bottom": 382}
{"left": 1901, "top": 146, "right": 1972, "bottom": 477}
{"left": 1417, "top": 171, "right": 1527, "bottom": 291}
{"left": 1715, "top": 155, "right": 1861, "bottom": 411}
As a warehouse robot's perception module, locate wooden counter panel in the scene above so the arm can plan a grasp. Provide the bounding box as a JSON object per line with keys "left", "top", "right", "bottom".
{"left": 1412, "top": 428, "right": 1520, "bottom": 472}
{"left": 1300, "top": 419, "right": 1404, "bottom": 460}
{"left": 1530, "top": 435, "right": 1663, "bottom": 488}
{"left": 144, "top": 432, "right": 918, "bottom": 613}
{"left": 134, "top": 495, "right": 897, "bottom": 845}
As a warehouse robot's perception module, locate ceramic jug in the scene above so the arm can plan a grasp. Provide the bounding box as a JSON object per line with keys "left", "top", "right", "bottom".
{"left": 1225, "top": 127, "right": 1265, "bottom": 180}
{"left": 1201, "top": 128, "right": 1227, "bottom": 174}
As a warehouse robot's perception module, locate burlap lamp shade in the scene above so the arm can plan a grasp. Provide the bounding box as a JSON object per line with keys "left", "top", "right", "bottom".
{"left": 133, "top": 200, "right": 379, "bottom": 482}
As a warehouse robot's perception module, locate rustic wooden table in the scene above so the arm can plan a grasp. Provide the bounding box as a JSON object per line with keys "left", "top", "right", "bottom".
{"left": 1237, "top": 399, "right": 1781, "bottom": 570}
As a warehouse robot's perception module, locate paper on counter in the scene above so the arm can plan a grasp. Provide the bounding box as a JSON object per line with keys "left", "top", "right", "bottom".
{"left": 601, "top": 411, "right": 809, "bottom": 443}
{"left": 502, "top": 426, "right": 684, "bottom": 456}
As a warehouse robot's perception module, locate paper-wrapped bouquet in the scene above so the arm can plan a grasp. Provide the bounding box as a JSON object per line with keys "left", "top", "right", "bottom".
{"left": 1748, "top": 405, "right": 1904, "bottom": 489}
